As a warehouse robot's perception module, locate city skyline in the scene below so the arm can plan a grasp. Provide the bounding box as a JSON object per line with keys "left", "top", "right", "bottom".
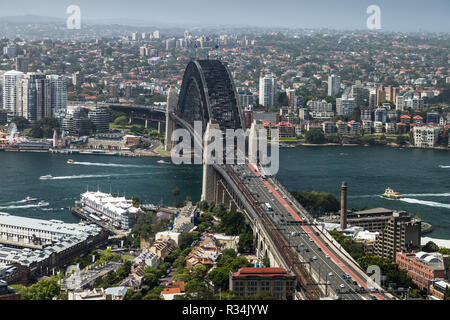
{"left": 0, "top": 0, "right": 449, "bottom": 32}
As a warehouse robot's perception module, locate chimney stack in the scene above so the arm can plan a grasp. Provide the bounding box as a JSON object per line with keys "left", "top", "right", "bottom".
{"left": 340, "top": 181, "right": 347, "bottom": 230}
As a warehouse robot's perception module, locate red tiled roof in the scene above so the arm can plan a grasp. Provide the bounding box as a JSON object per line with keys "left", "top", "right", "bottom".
{"left": 233, "top": 267, "right": 290, "bottom": 277}
{"left": 162, "top": 288, "right": 181, "bottom": 294}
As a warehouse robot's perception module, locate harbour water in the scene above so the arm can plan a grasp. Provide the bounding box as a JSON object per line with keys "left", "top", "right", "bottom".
{"left": 0, "top": 146, "right": 449, "bottom": 239}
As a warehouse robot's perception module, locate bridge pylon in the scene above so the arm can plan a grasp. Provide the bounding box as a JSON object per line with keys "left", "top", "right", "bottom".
{"left": 248, "top": 120, "right": 266, "bottom": 165}
{"left": 201, "top": 122, "right": 222, "bottom": 203}
{"left": 164, "top": 87, "right": 178, "bottom": 151}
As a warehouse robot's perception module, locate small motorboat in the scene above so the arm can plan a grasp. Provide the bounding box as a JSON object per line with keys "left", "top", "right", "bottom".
{"left": 67, "top": 159, "right": 75, "bottom": 164}
{"left": 37, "top": 201, "right": 49, "bottom": 207}
{"left": 18, "top": 196, "right": 38, "bottom": 203}
{"left": 39, "top": 175, "right": 53, "bottom": 180}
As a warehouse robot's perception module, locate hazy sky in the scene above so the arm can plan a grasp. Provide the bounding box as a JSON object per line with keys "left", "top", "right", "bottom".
{"left": 1, "top": 0, "right": 449, "bottom": 32}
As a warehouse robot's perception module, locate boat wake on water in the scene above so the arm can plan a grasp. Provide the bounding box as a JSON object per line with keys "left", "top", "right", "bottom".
{"left": 5, "top": 197, "right": 38, "bottom": 204}
{"left": 40, "top": 172, "right": 156, "bottom": 180}
{"left": 439, "top": 165, "right": 450, "bottom": 168}
{"left": 0, "top": 202, "right": 49, "bottom": 210}
{"left": 69, "top": 161, "right": 155, "bottom": 168}
{"left": 400, "top": 198, "right": 450, "bottom": 210}
{"left": 402, "top": 193, "right": 450, "bottom": 197}
{"left": 350, "top": 193, "right": 450, "bottom": 199}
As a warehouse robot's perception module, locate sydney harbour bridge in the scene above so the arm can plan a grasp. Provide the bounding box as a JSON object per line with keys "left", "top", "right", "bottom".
{"left": 108, "top": 60, "right": 391, "bottom": 300}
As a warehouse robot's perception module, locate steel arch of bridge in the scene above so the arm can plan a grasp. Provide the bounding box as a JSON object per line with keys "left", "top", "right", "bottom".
{"left": 175, "top": 60, "right": 245, "bottom": 134}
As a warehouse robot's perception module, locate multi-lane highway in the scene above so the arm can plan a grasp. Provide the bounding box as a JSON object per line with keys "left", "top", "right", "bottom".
{"left": 228, "top": 163, "right": 390, "bottom": 300}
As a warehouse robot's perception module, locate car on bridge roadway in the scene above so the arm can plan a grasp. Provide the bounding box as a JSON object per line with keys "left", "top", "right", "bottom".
{"left": 340, "top": 284, "right": 345, "bottom": 289}
{"left": 312, "top": 256, "right": 317, "bottom": 260}
{"left": 328, "top": 272, "right": 333, "bottom": 277}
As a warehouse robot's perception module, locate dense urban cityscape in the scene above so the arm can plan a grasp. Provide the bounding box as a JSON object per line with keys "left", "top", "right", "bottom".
{"left": 0, "top": 1, "right": 449, "bottom": 307}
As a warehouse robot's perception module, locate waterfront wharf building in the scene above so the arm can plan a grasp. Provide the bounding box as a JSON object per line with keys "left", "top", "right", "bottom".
{"left": 79, "top": 191, "right": 143, "bottom": 230}
{"left": 0, "top": 213, "right": 107, "bottom": 282}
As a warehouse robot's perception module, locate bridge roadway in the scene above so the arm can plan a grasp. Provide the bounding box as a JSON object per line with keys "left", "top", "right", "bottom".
{"left": 98, "top": 102, "right": 166, "bottom": 113}
{"left": 224, "top": 163, "right": 391, "bottom": 300}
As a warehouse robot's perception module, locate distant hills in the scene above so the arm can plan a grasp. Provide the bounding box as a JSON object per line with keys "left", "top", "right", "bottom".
{"left": 0, "top": 15, "right": 65, "bottom": 24}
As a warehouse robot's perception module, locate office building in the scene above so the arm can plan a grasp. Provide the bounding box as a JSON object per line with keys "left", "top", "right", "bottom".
{"left": 369, "top": 89, "right": 377, "bottom": 108}
{"left": 413, "top": 126, "right": 441, "bottom": 148}
{"left": 72, "top": 72, "right": 84, "bottom": 86}
{"left": 0, "top": 109, "right": 7, "bottom": 125}
{"left": 360, "top": 107, "right": 372, "bottom": 121}
{"left": 2, "top": 70, "right": 24, "bottom": 116}
{"left": 396, "top": 252, "right": 449, "bottom": 290}
{"left": 351, "top": 85, "right": 369, "bottom": 108}
{"left": 61, "top": 107, "right": 92, "bottom": 136}
{"left": 306, "top": 99, "right": 333, "bottom": 113}
{"left": 327, "top": 208, "right": 421, "bottom": 260}
{"left": 362, "top": 120, "right": 372, "bottom": 134}
{"left": 426, "top": 112, "right": 440, "bottom": 124}
{"left": 396, "top": 96, "right": 405, "bottom": 111}
{"left": 47, "top": 75, "right": 67, "bottom": 118}
{"left": 139, "top": 46, "right": 148, "bottom": 57}
{"left": 286, "top": 88, "right": 297, "bottom": 111}
{"left": 322, "top": 121, "right": 337, "bottom": 134}
{"left": 327, "top": 74, "right": 341, "bottom": 97}
{"left": 125, "top": 82, "right": 133, "bottom": 99}
{"left": 376, "top": 85, "right": 386, "bottom": 106}
{"left": 15, "top": 56, "right": 29, "bottom": 73}
{"left": 18, "top": 73, "right": 51, "bottom": 121}
{"left": 385, "top": 86, "right": 399, "bottom": 103}
{"left": 108, "top": 83, "right": 118, "bottom": 98}
{"left": 238, "top": 93, "right": 253, "bottom": 108}
{"left": 259, "top": 74, "right": 277, "bottom": 107}
{"left": 336, "top": 96, "right": 355, "bottom": 116}
{"left": 374, "top": 106, "right": 387, "bottom": 124}
{"left": 3, "top": 46, "right": 17, "bottom": 58}
{"left": 229, "top": 267, "right": 296, "bottom": 300}
{"left": 88, "top": 108, "right": 110, "bottom": 133}
{"left": 165, "top": 38, "right": 176, "bottom": 50}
